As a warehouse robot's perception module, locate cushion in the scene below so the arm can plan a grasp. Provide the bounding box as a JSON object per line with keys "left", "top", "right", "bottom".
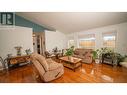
{"left": 32, "top": 53, "right": 49, "bottom": 71}
{"left": 82, "top": 53, "right": 87, "bottom": 56}
{"left": 46, "top": 58, "right": 63, "bottom": 71}
{"left": 48, "top": 61, "right": 63, "bottom": 71}
{"left": 74, "top": 51, "right": 79, "bottom": 55}
{"left": 46, "top": 58, "right": 54, "bottom": 63}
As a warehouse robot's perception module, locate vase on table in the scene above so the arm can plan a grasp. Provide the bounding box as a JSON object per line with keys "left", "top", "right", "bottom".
{"left": 14, "top": 46, "right": 22, "bottom": 56}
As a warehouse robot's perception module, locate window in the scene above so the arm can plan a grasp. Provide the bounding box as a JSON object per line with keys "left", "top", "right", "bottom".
{"left": 68, "top": 40, "right": 75, "bottom": 48}
{"left": 78, "top": 34, "right": 95, "bottom": 49}
{"left": 68, "top": 35, "right": 75, "bottom": 48}
{"left": 103, "top": 32, "right": 116, "bottom": 48}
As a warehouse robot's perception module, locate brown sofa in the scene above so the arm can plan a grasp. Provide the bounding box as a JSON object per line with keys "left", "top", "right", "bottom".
{"left": 31, "top": 53, "right": 64, "bottom": 82}
{"left": 73, "top": 48, "right": 93, "bottom": 63}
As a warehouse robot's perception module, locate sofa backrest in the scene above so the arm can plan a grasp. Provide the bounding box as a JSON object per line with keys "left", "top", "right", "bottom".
{"left": 74, "top": 48, "right": 92, "bottom": 56}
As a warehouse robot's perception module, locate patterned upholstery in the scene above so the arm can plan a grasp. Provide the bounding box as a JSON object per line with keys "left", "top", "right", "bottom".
{"left": 31, "top": 53, "right": 64, "bottom": 82}
{"left": 73, "top": 48, "right": 93, "bottom": 63}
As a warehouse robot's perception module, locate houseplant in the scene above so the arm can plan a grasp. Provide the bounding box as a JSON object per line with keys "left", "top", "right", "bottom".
{"left": 92, "top": 49, "right": 100, "bottom": 63}
{"left": 112, "top": 53, "right": 124, "bottom": 65}
{"left": 92, "top": 47, "right": 113, "bottom": 64}
{"left": 94, "top": 47, "right": 125, "bottom": 65}
{"left": 99, "top": 47, "right": 114, "bottom": 63}
{"left": 14, "top": 46, "right": 22, "bottom": 56}
{"left": 52, "top": 47, "right": 59, "bottom": 55}
{"left": 25, "top": 48, "right": 31, "bottom": 55}
{"left": 100, "top": 47, "right": 125, "bottom": 65}
{"left": 65, "top": 46, "right": 74, "bottom": 59}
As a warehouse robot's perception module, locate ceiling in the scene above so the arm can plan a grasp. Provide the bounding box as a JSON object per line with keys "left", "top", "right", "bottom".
{"left": 16, "top": 12, "right": 127, "bottom": 34}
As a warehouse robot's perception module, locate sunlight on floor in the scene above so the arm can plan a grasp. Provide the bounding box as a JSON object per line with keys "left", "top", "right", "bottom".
{"left": 80, "top": 68, "right": 86, "bottom": 74}
{"left": 101, "top": 75, "right": 113, "bottom": 82}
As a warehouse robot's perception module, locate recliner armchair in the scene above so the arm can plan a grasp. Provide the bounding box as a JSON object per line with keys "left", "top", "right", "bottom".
{"left": 31, "top": 53, "right": 64, "bottom": 82}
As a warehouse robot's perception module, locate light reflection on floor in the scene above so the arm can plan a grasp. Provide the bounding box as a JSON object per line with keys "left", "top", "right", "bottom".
{"left": 80, "top": 65, "right": 114, "bottom": 82}
{"left": 101, "top": 75, "right": 114, "bottom": 82}
{"left": 80, "top": 68, "right": 86, "bottom": 73}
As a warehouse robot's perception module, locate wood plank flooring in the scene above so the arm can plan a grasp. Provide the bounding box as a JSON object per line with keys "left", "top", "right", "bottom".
{"left": 0, "top": 62, "right": 127, "bottom": 83}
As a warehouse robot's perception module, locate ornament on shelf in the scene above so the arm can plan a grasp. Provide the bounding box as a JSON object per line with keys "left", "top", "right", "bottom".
{"left": 14, "top": 46, "right": 22, "bottom": 56}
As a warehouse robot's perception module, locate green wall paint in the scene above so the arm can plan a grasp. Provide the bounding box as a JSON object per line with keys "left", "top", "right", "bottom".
{"left": 15, "top": 14, "right": 50, "bottom": 32}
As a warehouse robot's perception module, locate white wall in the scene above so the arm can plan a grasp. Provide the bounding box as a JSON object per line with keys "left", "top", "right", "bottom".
{"left": 67, "top": 22, "right": 127, "bottom": 55}
{"left": 45, "top": 30, "right": 67, "bottom": 51}
{"left": 0, "top": 26, "right": 33, "bottom": 61}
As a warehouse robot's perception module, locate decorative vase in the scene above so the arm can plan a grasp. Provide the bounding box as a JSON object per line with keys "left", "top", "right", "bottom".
{"left": 15, "top": 46, "right": 22, "bottom": 56}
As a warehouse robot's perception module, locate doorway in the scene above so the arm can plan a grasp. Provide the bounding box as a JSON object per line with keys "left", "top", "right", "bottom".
{"left": 32, "top": 32, "right": 45, "bottom": 55}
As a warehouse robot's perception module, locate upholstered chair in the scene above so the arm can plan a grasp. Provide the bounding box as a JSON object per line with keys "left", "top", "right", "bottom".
{"left": 30, "top": 53, "right": 64, "bottom": 82}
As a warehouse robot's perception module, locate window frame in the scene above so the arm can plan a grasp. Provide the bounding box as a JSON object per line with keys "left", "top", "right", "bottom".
{"left": 68, "top": 39, "right": 75, "bottom": 48}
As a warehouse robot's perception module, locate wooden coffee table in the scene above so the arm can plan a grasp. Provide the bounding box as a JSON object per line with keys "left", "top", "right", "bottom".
{"left": 59, "top": 56, "right": 82, "bottom": 72}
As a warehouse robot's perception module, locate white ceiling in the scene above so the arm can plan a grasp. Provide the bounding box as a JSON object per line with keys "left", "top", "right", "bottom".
{"left": 16, "top": 12, "right": 127, "bottom": 34}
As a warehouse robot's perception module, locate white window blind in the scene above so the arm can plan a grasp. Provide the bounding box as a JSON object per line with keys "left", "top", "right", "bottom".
{"left": 102, "top": 31, "right": 117, "bottom": 48}
{"left": 78, "top": 34, "right": 95, "bottom": 49}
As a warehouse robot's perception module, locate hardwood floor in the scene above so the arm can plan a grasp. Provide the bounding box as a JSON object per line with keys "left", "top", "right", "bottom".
{"left": 0, "top": 62, "right": 127, "bottom": 83}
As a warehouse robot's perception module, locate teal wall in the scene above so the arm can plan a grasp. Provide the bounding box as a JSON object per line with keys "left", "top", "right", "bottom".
{"left": 0, "top": 12, "right": 53, "bottom": 32}
{"left": 15, "top": 14, "right": 49, "bottom": 32}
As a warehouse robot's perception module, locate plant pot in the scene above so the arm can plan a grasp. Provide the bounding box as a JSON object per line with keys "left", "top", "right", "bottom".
{"left": 68, "top": 56, "right": 71, "bottom": 60}
{"left": 95, "top": 59, "right": 100, "bottom": 64}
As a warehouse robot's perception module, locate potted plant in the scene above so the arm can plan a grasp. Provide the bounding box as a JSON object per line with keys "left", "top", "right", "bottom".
{"left": 65, "top": 46, "right": 74, "bottom": 59}
{"left": 14, "top": 46, "right": 22, "bottom": 56}
{"left": 92, "top": 49, "right": 100, "bottom": 63}
{"left": 25, "top": 48, "right": 31, "bottom": 55}
{"left": 92, "top": 48, "right": 110, "bottom": 64}
{"left": 112, "top": 52, "right": 124, "bottom": 66}
{"left": 95, "top": 47, "right": 114, "bottom": 63}
{"left": 52, "top": 47, "right": 58, "bottom": 53}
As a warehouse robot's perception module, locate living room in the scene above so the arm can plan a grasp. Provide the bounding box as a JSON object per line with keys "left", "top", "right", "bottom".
{"left": 1, "top": 1, "right": 127, "bottom": 95}
{"left": 0, "top": 12, "right": 127, "bottom": 83}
